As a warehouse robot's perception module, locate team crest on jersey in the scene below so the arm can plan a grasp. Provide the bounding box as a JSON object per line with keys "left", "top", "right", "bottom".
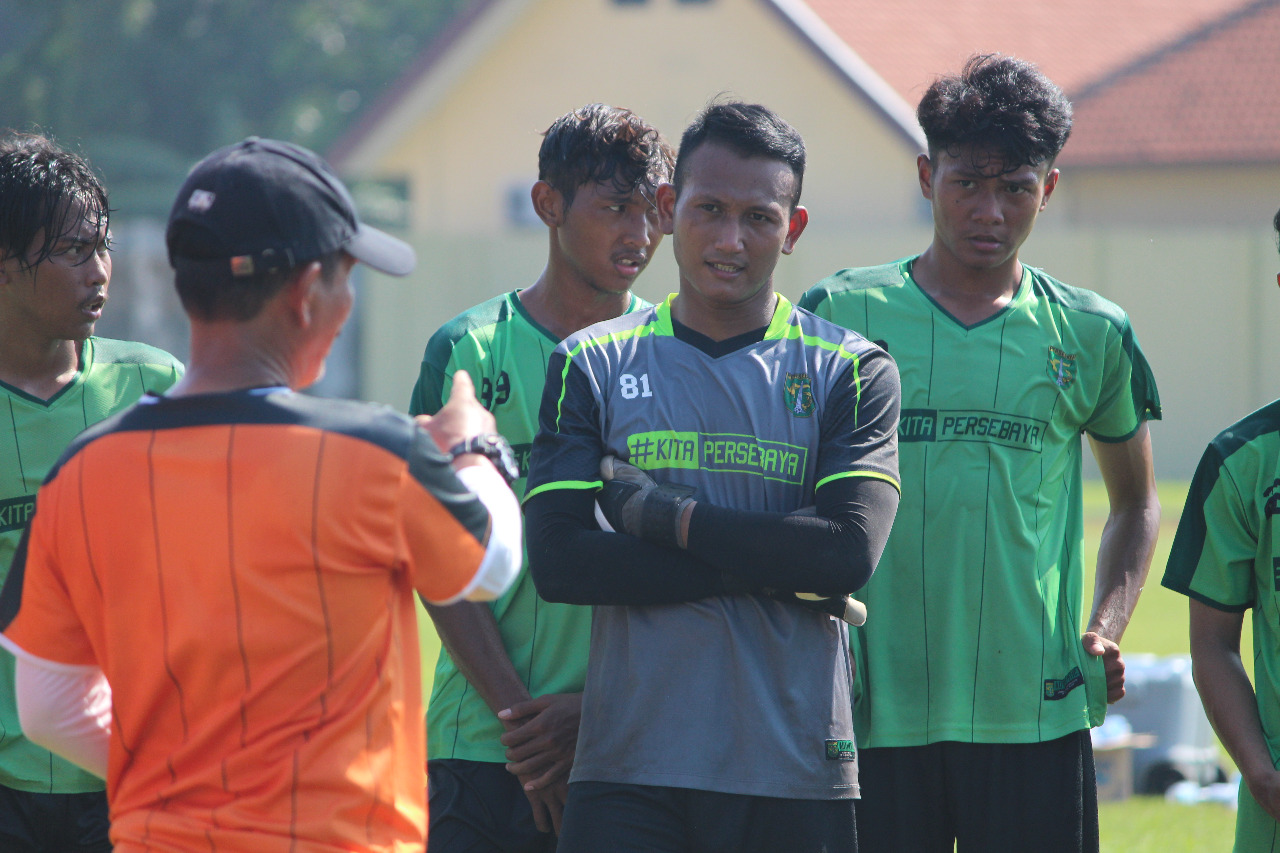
{"left": 1046, "top": 346, "right": 1078, "bottom": 389}
{"left": 784, "top": 372, "right": 815, "bottom": 417}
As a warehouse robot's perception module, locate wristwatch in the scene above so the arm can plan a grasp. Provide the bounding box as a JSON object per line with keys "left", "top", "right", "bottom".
{"left": 449, "top": 433, "right": 520, "bottom": 485}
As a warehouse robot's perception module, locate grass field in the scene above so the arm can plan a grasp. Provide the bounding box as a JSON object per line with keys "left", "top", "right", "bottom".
{"left": 416, "top": 479, "right": 1247, "bottom": 851}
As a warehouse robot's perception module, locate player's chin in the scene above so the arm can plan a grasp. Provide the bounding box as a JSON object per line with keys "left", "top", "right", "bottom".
{"left": 700, "top": 282, "right": 766, "bottom": 308}
{"left": 63, "top": 320, "right": 98, "bottom": 341}
{"left": 590, "top": 274, "right": 637, "bottom": 296}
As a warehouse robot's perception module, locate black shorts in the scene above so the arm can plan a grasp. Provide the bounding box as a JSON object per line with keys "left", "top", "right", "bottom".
{"left": 427, "top": 758, "right": 557, "bottom": 853}
{"left": 0, "top": 785, "right": 111, "bottom": 853}
{"left": 557, "top": 781, "right": 857, "bottom": 853}
{"left": 855, "top": 731, "right": 1099, "bottom": 853}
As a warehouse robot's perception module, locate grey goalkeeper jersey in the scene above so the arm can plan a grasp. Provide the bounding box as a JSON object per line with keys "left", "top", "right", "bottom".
{"left": 525, "top": 294, "right": 899, "bottom": 799}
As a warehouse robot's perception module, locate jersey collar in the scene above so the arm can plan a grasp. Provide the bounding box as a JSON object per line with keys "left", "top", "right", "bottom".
{"left": 901, "top": 256, "right": 1032, "bottom": 331}
{"left": 0, "top": 337, "right": 92, "bottom": 409}
{"left": 654, "top": 293, "right": 793, "bottom": 340}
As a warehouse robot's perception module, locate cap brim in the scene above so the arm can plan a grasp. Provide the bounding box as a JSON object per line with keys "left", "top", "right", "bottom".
{"left": 346, "top": 224, "right": 416, "bottom": 277}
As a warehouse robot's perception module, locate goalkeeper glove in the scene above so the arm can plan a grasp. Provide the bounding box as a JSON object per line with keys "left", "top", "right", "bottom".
{"left": 597, "top": 455, "right": 695, "bottom": 549}
{"left": 764, "top": 590, "right": 867, "bottom": 626}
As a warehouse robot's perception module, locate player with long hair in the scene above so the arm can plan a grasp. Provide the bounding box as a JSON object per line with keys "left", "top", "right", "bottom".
{"left": 0, "top": 131, "right": 182, "bottom": 853}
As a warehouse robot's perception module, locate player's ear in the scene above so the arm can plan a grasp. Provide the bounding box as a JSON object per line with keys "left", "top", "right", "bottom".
{"left": 781, "top": 206, "right": 808, "bottom": 255}
{"left": 1039, "top": 168, "right": 1060, "bottom": 211}
{"left": 531, "top": 181, "right": 564, "bottom": 228}
{"left": 917, "top": 153, "right": 934, "bottom": 201}
{"left": 284, "top": 261, "right": 324, "bottom": 327}
{"left": 656, "top": 183, "right": 676, "bottom": 236}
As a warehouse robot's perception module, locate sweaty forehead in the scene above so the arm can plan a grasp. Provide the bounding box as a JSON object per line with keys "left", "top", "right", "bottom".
{"left": 681, "top": 144, "right": 796, "bottom": 205}
{"left": 51, "top": 200, "right": 108, "bottom": 240}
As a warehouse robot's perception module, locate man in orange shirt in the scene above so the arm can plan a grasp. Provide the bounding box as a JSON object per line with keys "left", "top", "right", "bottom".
{"left": 0, "top": 137, "right": 523, "bottom": 852}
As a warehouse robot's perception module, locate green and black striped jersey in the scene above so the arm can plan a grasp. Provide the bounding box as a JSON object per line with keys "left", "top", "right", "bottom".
{"left": 1163, "top": 400, "right": 1280, "bottom": 850}
{"left": 409, "top": 290, "right": 648, "bottom": 763}
{"left": 0, "top": 335, "right": 182, "bottom": 792}
{"left": 802, "top": 258, "right": 1161, "bottom": 747}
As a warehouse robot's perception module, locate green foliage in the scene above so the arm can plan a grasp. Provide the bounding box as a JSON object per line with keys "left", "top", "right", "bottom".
{"left": 0, "top": 0, "right": 470, "bottom": 214}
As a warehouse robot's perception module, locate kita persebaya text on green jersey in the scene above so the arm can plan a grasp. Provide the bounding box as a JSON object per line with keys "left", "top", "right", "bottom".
{"left": 801, "top": 259, "right": 1160, "bottom": 747}
{"left": 0, "top": 337, "right": 182, "bottom": 793}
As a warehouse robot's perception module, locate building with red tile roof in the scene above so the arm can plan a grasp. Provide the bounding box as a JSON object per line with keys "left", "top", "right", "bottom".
{"left": 336, "top": 0, "right": 1280, "bottom": 475}
{"left": 804, "top": 0, "right": 1244, "bottom": 103}
{"left": 1066, "top": 0, "right": 1280, "bottom": 166}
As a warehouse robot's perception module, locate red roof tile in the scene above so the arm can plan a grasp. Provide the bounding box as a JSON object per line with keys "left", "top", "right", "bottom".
{"left": 1063, "top": 0, "right": 1280, "bottom": 165}
{"left": 334, "top": 0, "right": 1275, "bottom": 169}
{"left": 804, "top": 0, "right": 1244, "bottom": 103}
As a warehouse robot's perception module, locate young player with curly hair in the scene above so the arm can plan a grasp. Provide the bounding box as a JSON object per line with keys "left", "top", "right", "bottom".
{"left": 409, "top": 104, "right": 673, "bottom": 851}
{"left": 802, "top": 55, "right": 1162, "bottom": 852}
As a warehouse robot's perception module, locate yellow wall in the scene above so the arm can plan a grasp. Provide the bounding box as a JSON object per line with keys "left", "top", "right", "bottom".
{"left": 359, "top": 222, "right": 1279, "bottom": 481}
{"left": 1052, "top": 164, "right": 1280, "bottom": 229}
{"left": 362, "top": 0, "right": 923, "bottom": 236}
{"left": 1019, "top": 225, "right": 1280, "bottom": 478}
{"left": 346, "top": 0, "right": 1280, "bottom": 481}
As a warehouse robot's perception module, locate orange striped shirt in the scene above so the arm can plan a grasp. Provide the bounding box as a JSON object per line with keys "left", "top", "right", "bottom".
{"left": 1, "top": 389, "right": 491, "bottom": 852}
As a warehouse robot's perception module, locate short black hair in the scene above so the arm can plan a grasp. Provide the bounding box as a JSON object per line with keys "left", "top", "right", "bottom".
{"left": 673, "top": 102, "right": 805, "bottom": 209}
{"left": 538, "top": 104, "right": 673, "bottom": 208}
{"left": 917, "top": 54, "right": 1073, "bottom": 171}
{"left": 174, "top": 250, "right": 344, "bottom": 323}
{"left": 1274, "top": 207, "right": 1280, "bottom": 250}
{"left": 0, "top": 131, "right": 110, "bottom": 270}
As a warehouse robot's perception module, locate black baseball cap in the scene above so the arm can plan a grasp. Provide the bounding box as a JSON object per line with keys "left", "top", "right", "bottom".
{"left": 166, "top": 137, "right": 415, "bottom": 280}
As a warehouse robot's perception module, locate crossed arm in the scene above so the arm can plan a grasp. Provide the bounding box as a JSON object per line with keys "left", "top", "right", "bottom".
{"left": 525, "top": 474, "right": 899, "bottom": 605}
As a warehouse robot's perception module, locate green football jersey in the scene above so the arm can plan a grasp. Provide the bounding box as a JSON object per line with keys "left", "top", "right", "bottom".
{"left": 801, "top": 258, "right": 1161, "bottom": 747}
{"left": 409, "top": 290, "right": 647, "bottom": 762}
{"left": 1162, "top": 399, "right": 1280, "bottom": 851}
{"left": 0, "top": 336, "right": 182, "bottom": 791}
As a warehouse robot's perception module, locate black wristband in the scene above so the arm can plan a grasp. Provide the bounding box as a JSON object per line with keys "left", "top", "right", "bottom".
{"left": 639, "top": 483, "right": 695, "bottom": 548}
{"left": 448, "top": 433, "right": 520, "bottom": 484}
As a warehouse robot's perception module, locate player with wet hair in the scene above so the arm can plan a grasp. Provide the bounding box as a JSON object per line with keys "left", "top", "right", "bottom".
{"left": 0, "top": 131, "right": 182, "bottom": 853}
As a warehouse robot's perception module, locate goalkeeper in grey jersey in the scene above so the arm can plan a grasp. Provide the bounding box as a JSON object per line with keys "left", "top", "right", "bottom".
{"left": 524, "top": 102, "right": 901, "bottom": 853}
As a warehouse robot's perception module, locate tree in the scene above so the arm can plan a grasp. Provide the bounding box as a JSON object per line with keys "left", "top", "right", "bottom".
{"left": 0, "top": 0, "right": 469, "bottom": 215}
